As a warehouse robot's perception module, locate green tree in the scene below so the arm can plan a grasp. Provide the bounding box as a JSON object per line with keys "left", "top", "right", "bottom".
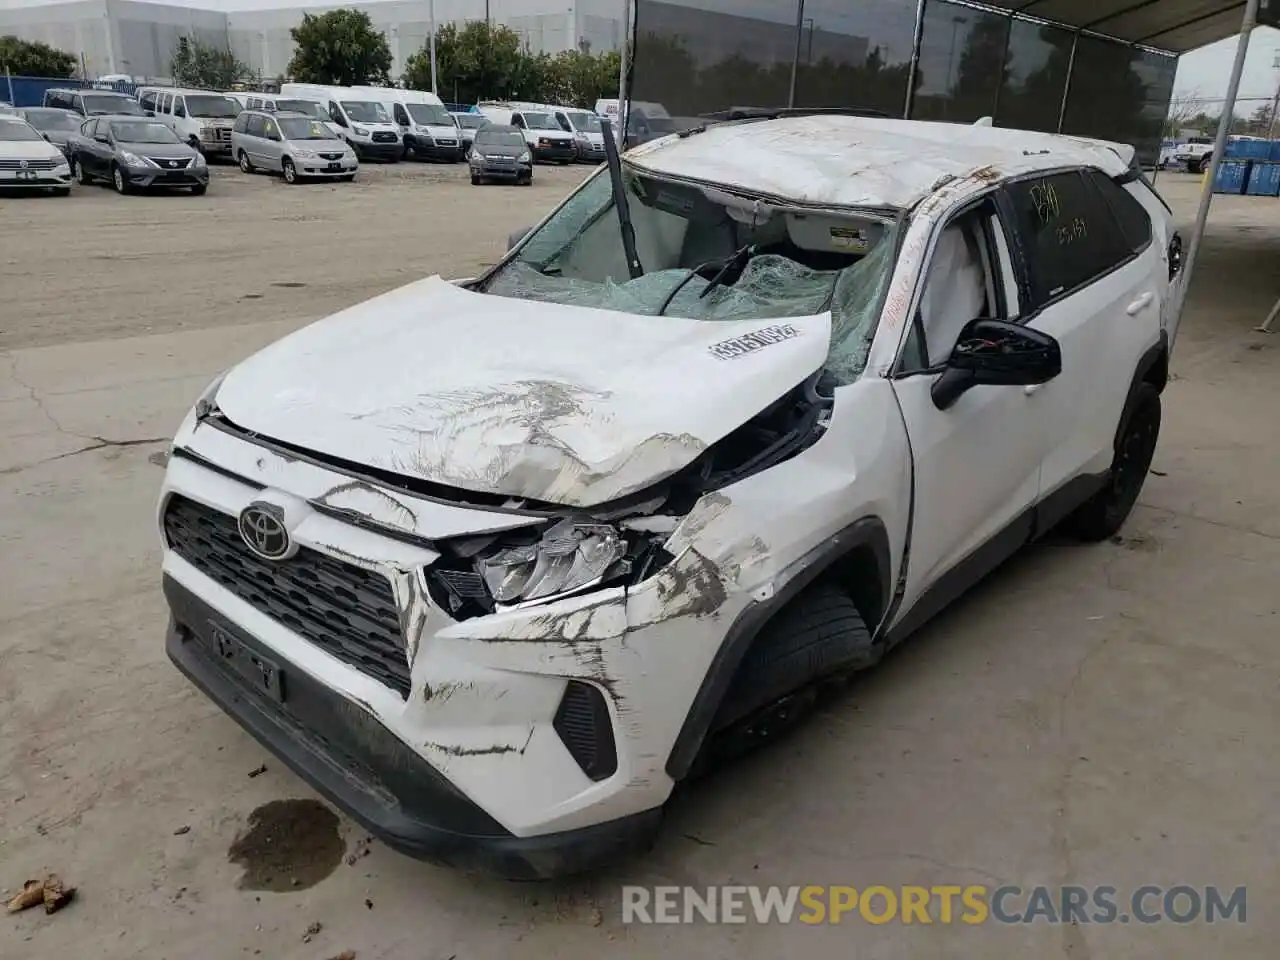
{"left": 0, "top": 35, "right": 77, "bottom": 78}
{"left": 553, "top": 45, "right": 619, "bottom": 108}
{"left": 288, "top": 10, "right": 391, "bottom": 86}
{"left": 170, "top": 36, "right": 249, "bottom": 90}
{"left": 404, "top": 21, "right": 524, "bottom": 103}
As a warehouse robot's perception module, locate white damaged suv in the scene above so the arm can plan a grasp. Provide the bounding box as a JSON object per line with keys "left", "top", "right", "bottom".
{"left": 159, "top": 113, "right": 1184, "bottom": 878}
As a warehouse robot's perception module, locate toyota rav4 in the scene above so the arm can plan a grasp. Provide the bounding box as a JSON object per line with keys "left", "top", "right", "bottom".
{"left": 158, "top": 113, "right": 1185, "bottom": 879}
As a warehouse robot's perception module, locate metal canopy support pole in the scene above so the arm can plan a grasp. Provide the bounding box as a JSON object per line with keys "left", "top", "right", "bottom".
{"left": 616, "top": 0, "right": 633, "bottom": 148}
{"left": 428, "top": 0, "right": 438, "bottom": 95}
{"left": 788, "top": 0, "right": 806, "bottom": 108}
{"left": 1056, "top": 28, "right": 1081, "bottom": 133}
{"left": 1178, "top": 0, "right": 1259, "bottom": 330}
{"left": 904, "top": 0, "right": 928, "bottom": 119}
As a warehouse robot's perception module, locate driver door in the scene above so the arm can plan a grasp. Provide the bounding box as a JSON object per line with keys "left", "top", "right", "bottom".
{"left": 887, "top": 200, "right": 1057, "bottom": 634}
{"left": 86, "top": 120, "right": 110, "bottom": 175}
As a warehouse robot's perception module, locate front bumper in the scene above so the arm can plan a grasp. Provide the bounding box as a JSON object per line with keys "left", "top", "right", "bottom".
{"left": 410, "top": 138, "right": 464, "bottom": 160}
{"left": 164, "top": 575, "right": 660, "bottom": 879}
{"left": 123, "top": 165, "right": 208, "bottom": 187}
{"left": 350, "top": 139, "right": 402, "bottom": 161}
{"left": 576, "top": 142, "right": 606, "bottom": 162}
{"left": 199, "top": 138, "right": 233, "bottom": 156}
{"left": 473, "top": 158, "right": 532, "bottom": 179}
{"left": 0, "top": 169, "right": 71, "bottom": 188}
{"left": 296, "top": 157, "right": 358, "bottom": 177}
{"left": 532, "top": 142, "right": 577, "bottom": 163}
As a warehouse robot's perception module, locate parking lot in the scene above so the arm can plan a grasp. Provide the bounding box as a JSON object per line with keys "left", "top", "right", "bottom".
{"left": 2, "top": 165, "right": 1278, "bottom": 959}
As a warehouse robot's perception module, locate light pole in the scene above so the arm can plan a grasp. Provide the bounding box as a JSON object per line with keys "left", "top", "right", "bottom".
{"left": 1266, "top": 49, "right": 1280, "bottom": 140}
{"left": 428, "top": 0, "right": 438, "bottom": 94}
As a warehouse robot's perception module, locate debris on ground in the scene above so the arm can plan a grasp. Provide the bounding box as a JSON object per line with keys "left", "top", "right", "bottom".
{"left": 325, "top": 952, "right": 356, "bottom": 960}
{"left": 6, "top": 875, "right": 76, "bottom": 915}
{"left": 247, "top": 763, "right": 268, "bottom": 778}
{"left": 364, "top": 898, "right": 373, "bottom": 910}
{"left": 173, "top": 825, "right": 191, "bottom": 836}
{"left": 303, "top": 920, "right": 323, "bottom": 943}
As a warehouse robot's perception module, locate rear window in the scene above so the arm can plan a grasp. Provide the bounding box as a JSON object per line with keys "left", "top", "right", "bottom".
{"left": 1087, "top": 171, "right": 1152, "bottom": 252}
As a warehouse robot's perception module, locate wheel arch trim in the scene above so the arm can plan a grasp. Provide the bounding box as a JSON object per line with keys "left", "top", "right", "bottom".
{"left": 663, "top": 516, "right": 891, "bottom": 780}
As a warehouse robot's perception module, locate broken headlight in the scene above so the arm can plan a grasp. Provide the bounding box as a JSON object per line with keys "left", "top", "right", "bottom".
{"left": 427, "top": 520, "right": 673, "bottom": 619}
{"left": 480, "top": 520, "right": 627, "bottom": 605}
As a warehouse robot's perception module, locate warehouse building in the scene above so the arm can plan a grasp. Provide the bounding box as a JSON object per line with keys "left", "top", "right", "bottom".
{"left": 0, "top": 0, "right": 625, "bottom": 80}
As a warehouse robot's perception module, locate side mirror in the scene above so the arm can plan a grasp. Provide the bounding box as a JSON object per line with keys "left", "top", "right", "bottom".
{"left": 507, "top": 226, "right": 532, "bottom": 251}
{"left": 931, "top": 319, "right": 1061, "bottom": 411}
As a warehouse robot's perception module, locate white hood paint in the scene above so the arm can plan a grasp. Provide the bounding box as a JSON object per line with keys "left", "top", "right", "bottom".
{"left": 215, "top": 277, "right": 831, "bottom": 508}
{"left": 0, "top": 137, "right": 65, "bottom": 164}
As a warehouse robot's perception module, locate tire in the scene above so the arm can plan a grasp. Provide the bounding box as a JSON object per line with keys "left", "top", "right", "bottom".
{"left": 112, "top": 164, "right": 130, "bottom": 195}
{"left": 470, "top": 172, "right": 481, "bottom": 185}
{"left": 520, "top": 175, "right": 532, "bottom": 186}
{"left": 238, "top": 150, "right": 253, "bottom": 173}
{"left": 190, "top": 183, "right": 207, "bottom": 196}
{"left": 1063, "top": 383, "right": 1162, "bottom": 541}
{"left": 282, "top": 158, "right": 298, "bottom": 184}
{"left": 693, "top": 583, "right": 876, "bottom": 777}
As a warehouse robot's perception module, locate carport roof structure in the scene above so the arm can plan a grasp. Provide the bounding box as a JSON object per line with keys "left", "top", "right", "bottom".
{"left": 985, "top": 0, "right": 1255, "bottom": 53}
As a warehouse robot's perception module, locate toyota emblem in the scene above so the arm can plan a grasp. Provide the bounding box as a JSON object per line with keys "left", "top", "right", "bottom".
{"left": 238, "top": 502, "right": 291, "bottom": 560}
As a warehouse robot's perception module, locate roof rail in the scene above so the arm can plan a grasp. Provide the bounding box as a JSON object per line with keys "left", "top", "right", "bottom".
{"left": 698, "top": 106, "right": 891, "bottom": 123}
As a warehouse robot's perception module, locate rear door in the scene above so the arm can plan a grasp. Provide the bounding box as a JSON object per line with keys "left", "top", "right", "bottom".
{"left": 998, "top": 169, "right": 1163, "bottom": 517}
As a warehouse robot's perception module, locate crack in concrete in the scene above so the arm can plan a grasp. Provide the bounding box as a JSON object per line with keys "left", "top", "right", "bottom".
{"left": 1, "top": 352, "right": 169, "bottom": 475}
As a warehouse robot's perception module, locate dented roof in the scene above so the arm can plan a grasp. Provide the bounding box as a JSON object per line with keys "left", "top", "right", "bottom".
{"left": 625, "top": 115, "right": 1134, "bottom": 212}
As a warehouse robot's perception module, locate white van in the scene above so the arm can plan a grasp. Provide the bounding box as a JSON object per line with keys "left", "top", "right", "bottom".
{"left": 279, "top": 83, "right": 402, "bottom": 161}
{"left": 136, "top": 86, "right": 242, "bottom": 157}
{"left": 475, "top": 102, "right": 576, "bottom": 164}
{"left": 348, "top": 86, "right": 462, "bottom": 161}
{"left": 242, "top": 93, "right": 343, "bottom": 138}
{"left": 501, "top": 100, "right": 604, "bottom": 163}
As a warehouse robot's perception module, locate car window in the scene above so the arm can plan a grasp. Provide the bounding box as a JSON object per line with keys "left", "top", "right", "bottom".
{"left": 80, "top": 119, "right": 96, "bottom": 138}
{"left": 1086, "top": 170, "right": 1153, "bottom": 254}
{"left": 555, "top": 111, "right": 570, "bottom": 131}
{"left": 173, "top": 97, "right": 187, "bottom": 118}
{"left": 161, "top": 93, "right": 172, "bottom": 112}
{"left": 1005, "top": 171, "right": 1132, "bottom": 309}
{"left": 900, "top": 209, "right": 1003, "bottom": 372}
{"left": 245, "top": 114, "right": 265, "bottom": 137}
{"left": 328, "top": 101, "right": 347, "bottom": 126}
{"left": 263, "top": 118, "right": 279, "bottom": 139}
{"left": 140, "top": 91, "right": 156, "bottom": 111}
{"left": 393, "top": 103, "right": 409, "bottom": 125}
{"left": 233, "top": 112, "right": 248, "bottom": 133}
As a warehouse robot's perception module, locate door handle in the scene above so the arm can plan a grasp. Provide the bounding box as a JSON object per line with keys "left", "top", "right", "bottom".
{"left": 1127, "top": 292, "right": 1154, "bottom": 315}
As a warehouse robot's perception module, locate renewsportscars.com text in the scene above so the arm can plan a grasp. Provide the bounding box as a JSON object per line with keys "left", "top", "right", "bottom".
{"left": 621, "top": 885, "right": 1247, "bottom": 925}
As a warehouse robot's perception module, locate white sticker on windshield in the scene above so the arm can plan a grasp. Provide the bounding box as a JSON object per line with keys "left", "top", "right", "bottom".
{"left": 708, "top": 324, "right": 800, "bottom": 361}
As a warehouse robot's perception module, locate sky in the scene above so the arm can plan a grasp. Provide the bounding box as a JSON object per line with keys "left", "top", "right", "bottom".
{"left": 1, "top": 0, "right": 1278, "bottom": 113}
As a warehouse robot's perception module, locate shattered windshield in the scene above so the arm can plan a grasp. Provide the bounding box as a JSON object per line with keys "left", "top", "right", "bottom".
{"left": 482, "top": 166, "right": 898, "bottom": 384}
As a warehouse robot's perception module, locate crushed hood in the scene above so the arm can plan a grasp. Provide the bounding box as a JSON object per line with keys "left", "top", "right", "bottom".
{"left": 215, "top": 276, "right": 831, "bottom": 508}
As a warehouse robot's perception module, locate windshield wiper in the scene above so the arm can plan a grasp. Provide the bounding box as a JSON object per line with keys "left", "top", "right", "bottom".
{"left": 699, "top": 244, "right": 755, "bottom": 298}
{"left": 599, "top": 117, "right": 643, "bottom": 280}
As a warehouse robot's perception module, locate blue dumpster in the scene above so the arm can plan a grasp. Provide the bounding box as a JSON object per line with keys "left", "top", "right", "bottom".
{"left": 1214, "top": 159, "right": 1251, "bottom": 194}
{"left": 1246, "top": 161, "right": 1280, "bottom": 197}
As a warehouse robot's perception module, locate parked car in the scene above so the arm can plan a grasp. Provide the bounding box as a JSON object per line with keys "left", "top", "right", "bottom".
{"left": 349, "top": 87, "right": 463, "bottom": 162}
{"left": 1172, "top": 136, "right": 1214, "bottom": 173}
{"left": 279, "top": 84, "right": 402, "bottom": 161}
{"left": 16, "top": 107, "right": 81, "bottom": 157}
{"left": 0, "top": 115, "right": 71, "bottom": 195}
{"left": 468, "top": 125, "right": 532, "bottom": 185}
{"left": 241, "top": 93, "right": 344, "bottom": 139}
{"left": 67, "top": 116, "right": 208, "bottom": 195}
{"left": 552, "top": 106, "right": 606, "bottom": 162}
{"left": 43, "top": 88, "right": 145, "bottom": 119}
{"left": 157, "top": 113, "right": 1183, "bottom": 880}
{"left": 451, "top": 111, "right": 489, "bottom": 157}
{"left": 476, "top": 103, "right": 576, "bottom": 163}
{"left": 232, "top": 110, "right": 357, "bottom": 183}
{"left": 136, "top": 87, "right": 242, "bottom": 159}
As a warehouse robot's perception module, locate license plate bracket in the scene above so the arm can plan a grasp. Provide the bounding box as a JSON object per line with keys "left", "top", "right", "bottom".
{"left": 326, "top": 162, "right": 341, "bottom": 171}
{"left": 17, "top": 170, "right": 37, "bottom": 181}
{"left": 207, "top": 621, "right": 286, "bottom": 703}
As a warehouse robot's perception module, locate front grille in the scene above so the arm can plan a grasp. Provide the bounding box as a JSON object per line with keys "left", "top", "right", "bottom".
{"left": 215, "top": 127, "right": 231, "bottom": 142}
{"left": 319, "top": 151, "right": 344, "bottom": 160}
{"left": 149, "top": 157, "right": 191, "bottom": 169}
{"left": 0, "top": 158, "right": 58, "bottom": 170}
{"left": 435, "top": 138, "right": 457, "bottom": 147}
{"left": 554, "top": 681, "right": 617, "bottom": 781}
{"left": 371, "top": 131, "right": 397, "bottom": 143}
{"left": 163, "top": 495, "right": 411, "bottom": 697}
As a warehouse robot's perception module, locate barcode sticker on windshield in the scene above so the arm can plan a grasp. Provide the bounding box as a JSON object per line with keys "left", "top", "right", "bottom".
{"left": 708, "top": 324, "right": 800, "bottom": 361}
{"left": 829, "top": 226, "right": 871, "bottom": 253}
